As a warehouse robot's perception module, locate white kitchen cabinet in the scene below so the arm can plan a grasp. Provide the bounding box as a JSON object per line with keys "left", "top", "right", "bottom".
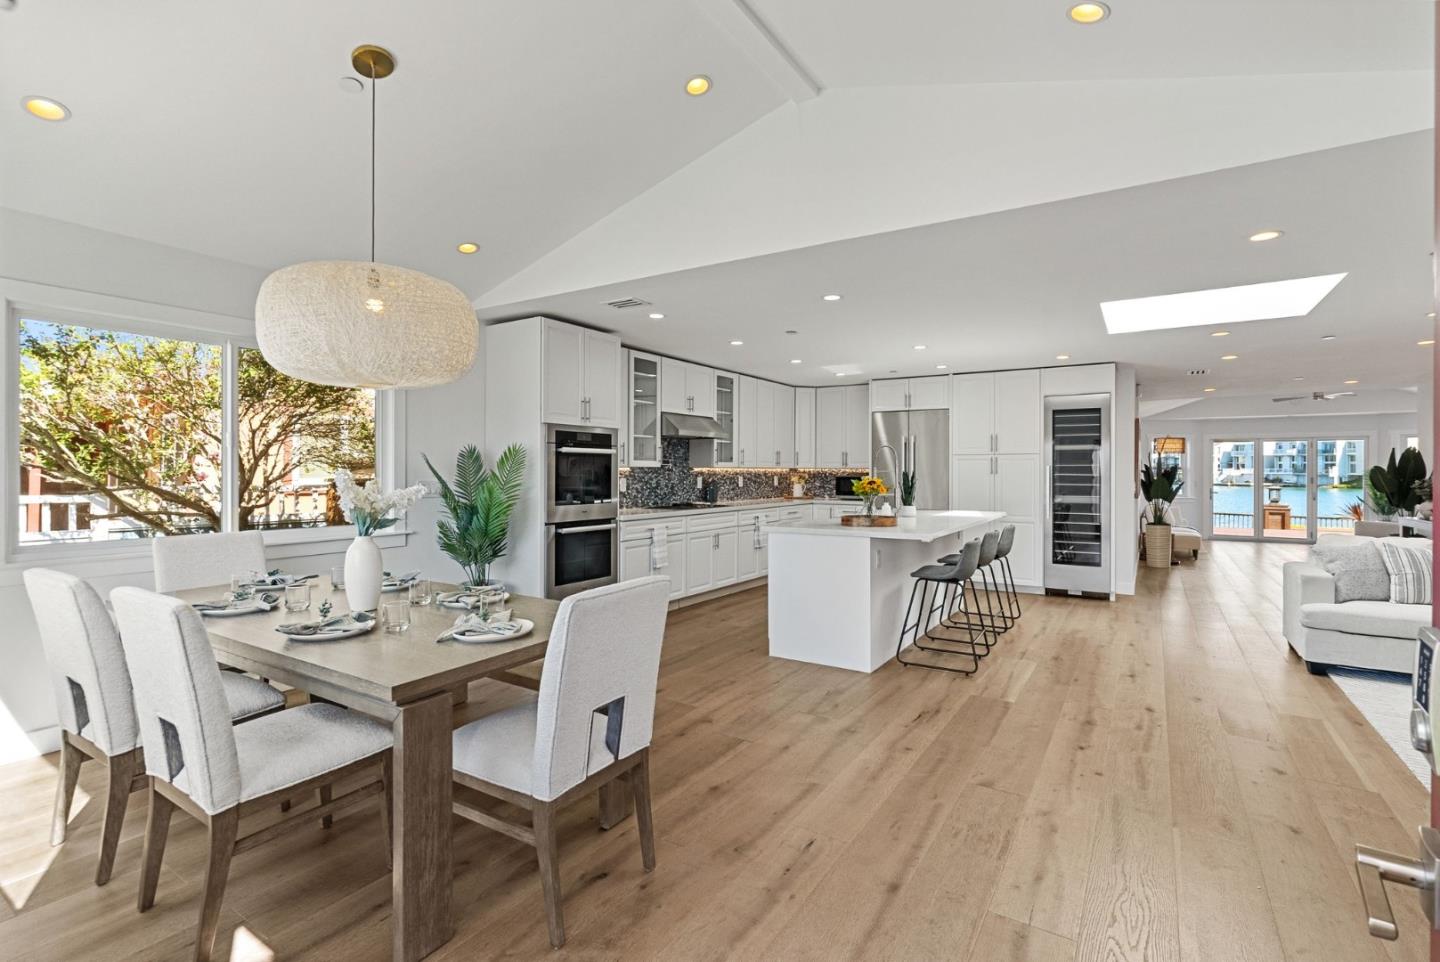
{"left": 737, "top": 509, "right": 780, "bottom": 580}
{"left": 795, "top": 388, "right": 816, "bottom": 467}
{"left": 684, "top": 513, "right": 739, "bottom": 593}
{"left": 950, "top": 370, "right": 1039, "bottom": 455}
{"left": 994, "top": 454, "right": 1040, "bottom": 518}
{"left": 684, "top": 530, "right": 715, "bottom": 594}
{"left": 541, "top": 319, "right": 622, "bottom": 428}
{"left": 948, "top": 452, "right": 1041, "bottom": 587}
{"left": 735, "top": 376, "right": 758, "bottom": 466}
{"left": 772, "top": 384, "right": 795, "bottom": 467}
{"left": 661, "top": 358, "right": 716, "bottom": 418}
{"left": 844, "top": 385, "right": 870, "bottom": 468}
{"left": 620, "top": 520, "right": 687, "bottom": 600}
{"left": 625, "top": 350, "right": 662, "bottom": 467}
{"left": 871, "top": 376, "right": 948, "bottom": 411}
{"left": 816, "top": 386, "right": 845, "bottom": 468}
{"left": 753, "top": 380, "right": 775, "bottom": 468}
{"left": 690, "top": 370, "right": 739, "bottom": 468}
{"left": 950, "top": 456, "right": 994, "bottom": 511}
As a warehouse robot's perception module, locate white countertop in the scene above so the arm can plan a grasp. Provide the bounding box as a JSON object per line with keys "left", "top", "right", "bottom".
{"left": 768, "top": 509, "right": 1006, "bottom": 542}
{"left": 618, "top": 497, "right": 859, "bottom": 522}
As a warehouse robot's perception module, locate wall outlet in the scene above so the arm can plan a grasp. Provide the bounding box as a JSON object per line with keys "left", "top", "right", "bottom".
{"left": 696, "top": 475, "right": 702, "bottom": 490}
{"left": 619, "top": 476, "right": 627, "bottom": 494}
{"left": 739, "top": 475, "right": 745, "bottom": 488}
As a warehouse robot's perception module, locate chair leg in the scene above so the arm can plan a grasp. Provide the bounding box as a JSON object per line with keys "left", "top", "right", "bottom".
{"left": 379, "top": 755, "right": 394, "bottom": 868}
{"left": 195, "top": 808, "right": 240, "bottom": 962}
{"left": 96, "top": 747, "right": 142, "bottom": 886}
{"left": 319, "top": 784, "right": 333, "bottom": 830}
{"left": 630, "top": 751, "right": 656, "bottom": 872}
{"left": 51, "top": 734, "right": 84, "bottom": 847}
{"left": 533, "top": 802, "right": 566, "bottom": 948}
{"left": 139, "top": 781, "right": 174, "bottom": 913}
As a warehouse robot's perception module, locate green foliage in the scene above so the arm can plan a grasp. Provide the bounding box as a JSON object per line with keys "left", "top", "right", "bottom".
{"left": 1368, "top": 447, "right": 1431, "bottom": 516}
{"left": 900, "top": 469, "right": 916, "bottom": 507}
{"left": 424, "top": 443, "right": 527, "bottom": 585}
{"left": 1140, "top": 462, "right": 1184, "bottom": 525}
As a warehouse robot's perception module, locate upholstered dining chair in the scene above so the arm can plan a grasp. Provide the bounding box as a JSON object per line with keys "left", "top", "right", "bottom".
{"left": 449, "top": 576, "right": 671, "bottom": 948}
{"left": 110, "top": 587, "right": 393, "bottom": 962}
{"left": 22, "top": 568, "right": 286, "bottom": 887}
{"left": 151, "top": 531, "right": 267, "bottom": 593}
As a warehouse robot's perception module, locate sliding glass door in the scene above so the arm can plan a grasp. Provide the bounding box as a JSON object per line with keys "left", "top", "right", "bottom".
{"left": 1211, "top": 441, "right": 1256, "bottom": 538}
{"left": 1316, "top": 438, "right": 1366, "bottom": 535}
{"left": 1209, "top": 437, "right": 1367, "bottom": 542}
{"left": 1260, "top": 440, "right": 1312, "bottom": 541}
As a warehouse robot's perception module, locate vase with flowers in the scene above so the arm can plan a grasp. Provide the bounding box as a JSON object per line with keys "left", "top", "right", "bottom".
{"left": 852, "top": 475, "right": 890, "bottom": 520}
{"left": 334, "top": 469, "right": 428, "bottom": 613}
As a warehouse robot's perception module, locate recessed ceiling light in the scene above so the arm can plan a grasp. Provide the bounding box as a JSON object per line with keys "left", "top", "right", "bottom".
{"left": 648, "top": 313, "right": 664, "bottom": 319}
{"left": 1321, "top": 334, "right": 1336, "bottom": 341}
{"left": 22, "top": 96, "right": 69, "bottom": 121}
{"left": 1429, "top": 312, "right": 1437, "bottom": 319}
{"left": 1203, "top": 387, "right": 1217, "bottom": 393}
{"left": 1055, "top": 354, "right": 1070, "bottom": 360}
{"left": 913, "top": 345, "right": 927, "bottom": 351}
{"left": 1100, "top": 273, "right": 1347, "bottom": 334}
{"left": 822, "top": 294, "right": 842, "bottom": 302}
{"left": 729, "top": 340, "right": 743, "bottom": 346}
{"left": 1293, "top": 376, "right": 1305, "bottom": 381}
{"left": 1068, "top": 2, "right": 1109, "bottom": 24}
{"left": 1344, "top": 379, "right": 1359, "bottom": 385}
{"left": 1421, "top": 340, "right": 1436, "bottom": 347}
{"left": 1248, "top": 230, "right": 1284, "bottom": 242}
{"left": 936, "top": 364, "right": 948, "bottom": 370}
{"left": 790, "top": 358, "right": 802, "bottom": 364}
{"left": 685, "top": 75, "right": 711, "bottom": 97}
{"left": 834, "top": 372, "right": 847, "bottom": 377}
{"left": 1220, "top": 354, "right": 1238, "bottom": 361}
{"left": 456, "top": 242, "right": 478, "bottom": 254}
{"left": 1211, "top": 330, "right": 1230, "bottom": 337}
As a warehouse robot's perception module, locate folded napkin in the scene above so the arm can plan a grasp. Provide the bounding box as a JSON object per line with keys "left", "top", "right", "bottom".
{"left": 194, "top": 592, "right": 281, "bottom": 614}
{"left": 650, "top": 526, "right": 668, "bottom": 569}
{"left": 436, "top": 613, "right": 520, "bottom": 642}
{"left": 381, "top": 570, "right": 421, "bottom": 588}
{"left": 276, "top": 611, "right": 375, "bottom": 636}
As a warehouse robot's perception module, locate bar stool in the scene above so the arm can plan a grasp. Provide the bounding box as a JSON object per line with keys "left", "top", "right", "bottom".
{"left": 940, "top": 529, "right": 1011, "bottom": 636}
{"left": 896, "top": 540, "right": 990, "bottom": 674}
{"left": 993, "top": 525, "right": 1023, "bottom": 623}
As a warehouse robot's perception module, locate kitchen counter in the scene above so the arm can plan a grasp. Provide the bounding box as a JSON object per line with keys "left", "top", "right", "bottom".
{"left": 619, "top": 497, "right": 858, "bottom": 522}
{"left": 767, "top": 508, "right": 1007, "bottom": 673}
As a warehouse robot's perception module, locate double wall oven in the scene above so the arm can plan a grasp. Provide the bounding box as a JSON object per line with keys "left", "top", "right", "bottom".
{"left": 545, "top": 425, "right": 619, "bottom": 598}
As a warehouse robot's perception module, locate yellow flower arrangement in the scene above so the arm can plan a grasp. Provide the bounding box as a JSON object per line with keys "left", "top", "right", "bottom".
{"left": 852, "top": 476, "right": 889, "bottom": 498}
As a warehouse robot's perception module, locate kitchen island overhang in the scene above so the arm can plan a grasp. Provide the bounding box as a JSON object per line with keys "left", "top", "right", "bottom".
{"left": 766, "top": 510, "right": 1007, "bottom": 673}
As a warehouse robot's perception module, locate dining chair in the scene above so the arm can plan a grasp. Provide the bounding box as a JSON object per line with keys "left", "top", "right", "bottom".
{"left": 449, "top": 576, "right": 671, "bottom": 948}
{"left": 23, "top": 568, "right": 286, "bottom": 887}
{"left": 151, "top": 531, "right": 267, "bottom": 593}
{"left": 110, "top": 587, "right": 393, "bottom": 962}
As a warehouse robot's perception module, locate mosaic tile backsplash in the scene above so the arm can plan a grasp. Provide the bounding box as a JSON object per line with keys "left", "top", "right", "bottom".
{"left": 621, "top": 438, "right": 865, "bottom": 508}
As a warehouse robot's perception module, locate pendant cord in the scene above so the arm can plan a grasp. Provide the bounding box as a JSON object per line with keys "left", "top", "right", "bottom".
{"left": 369, "top": 59, "right": 377, "bottom": 264}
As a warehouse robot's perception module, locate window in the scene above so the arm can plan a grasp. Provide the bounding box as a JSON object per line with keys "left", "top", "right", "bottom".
{"left": 16, "top": 315, "right": 378, "bottom": 547}
{"left": 1151, "top": 435, "right": 1187, "bottom": 486}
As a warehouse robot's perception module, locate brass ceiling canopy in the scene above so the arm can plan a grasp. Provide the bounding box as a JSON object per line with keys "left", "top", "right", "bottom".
{"left": 351, "top": 45, "right": 395, "bottom": 80}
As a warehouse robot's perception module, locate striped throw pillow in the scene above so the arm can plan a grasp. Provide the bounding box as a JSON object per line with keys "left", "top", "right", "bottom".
{"left": 1374, "top": 540, "right": 1433, "bottom": 605}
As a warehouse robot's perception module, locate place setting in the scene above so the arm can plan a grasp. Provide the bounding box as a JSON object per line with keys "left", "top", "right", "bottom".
{"left": 436, "top": 585, "right": 511, "bottom": 611}
{"left": 433, "top": 590, "right": 532, "bottom": 644}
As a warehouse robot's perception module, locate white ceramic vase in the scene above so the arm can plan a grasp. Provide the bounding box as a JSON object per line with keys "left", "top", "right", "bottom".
{"left": 344, "top": 535, "right": 384, "bottom": 613}
{"left": 898, "top": 504, "right": 917, "bottom": 518}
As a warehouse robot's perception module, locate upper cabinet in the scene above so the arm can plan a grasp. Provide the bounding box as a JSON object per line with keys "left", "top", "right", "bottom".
{"left": 772, "top": 384, "right": 795, "bottom": 467}
{"left": 870, "top": 375, "right": 949, "bottom": 412}
{"left": 660, "top": 358, "right": 716, "bottom": 418}
{"left": 816, "top": 385, "right": 870, "bottom": 468}
{"left": 950, "top": 370, "right": 1039, "bottom": 455}
{"left": 541, "top": 318, "right": 622, "bottom": 429}
{"left": 732, "top": 377, "right": 795, "bottom": 468}
{"left": 795, "top": 388, "right": 816, "bottom": 468}
{"left": 625, "top": 350, "right": 662, "bottom": 467}
{"left": 691, "top": 371, "right": 738, "bottom": 468}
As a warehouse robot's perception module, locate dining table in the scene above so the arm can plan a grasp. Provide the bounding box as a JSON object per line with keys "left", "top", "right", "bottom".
{"left": 170, "top": 576, "right": 561, "bottom": 962}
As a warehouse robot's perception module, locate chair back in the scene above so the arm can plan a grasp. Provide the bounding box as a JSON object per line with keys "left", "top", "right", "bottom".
{"left": 950, "top": 539, "right": 981, "bottom": 581}
{"left": 978, "top": 529, "right": 1000, "bottom": 566}
{"left": 531, "top": 577, "right": 670, "bottom": 802}
{"left": 996, "top": 525, "right": 1016, "bottom": 559}
{"left": 23, "top": 568, "right": 139, "bottom": 757}
{"left": 110, "top": 587, "right": 241, "bottom": 815}
{"left": 152, "top": 531, "right": 266, "bottom": 593}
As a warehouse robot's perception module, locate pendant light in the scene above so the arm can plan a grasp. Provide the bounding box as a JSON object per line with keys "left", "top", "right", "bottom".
{"left": 255, "top": 45, "right": 478, "bottom": 389}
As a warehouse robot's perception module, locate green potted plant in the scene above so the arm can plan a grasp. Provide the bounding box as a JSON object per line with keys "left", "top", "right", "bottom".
{"left": 1368, "top": 447, "right": 1431, "bottom": 518}
{"left": 423, "top": 443, "right": 527, "bottom": 588}
{"left": 1140, "top": 461, "right": 1183, "bottom": 570}
{"left": 898, "top": 468, "right": 917, "bottom": 518}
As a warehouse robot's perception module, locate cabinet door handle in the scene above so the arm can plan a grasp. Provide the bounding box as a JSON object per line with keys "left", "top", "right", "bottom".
{"left": 620, "top": 441, "right": 626, "bottom": 465}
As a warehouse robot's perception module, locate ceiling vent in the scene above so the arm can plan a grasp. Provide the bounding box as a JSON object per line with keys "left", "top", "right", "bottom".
{"left": 1186, "top": 369, "right": 1208, "bottom": 376}
{"left": 604, "top": 296, "right": 651, "bottom": 310}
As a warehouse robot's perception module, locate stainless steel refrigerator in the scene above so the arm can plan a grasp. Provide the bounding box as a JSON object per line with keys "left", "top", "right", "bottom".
{"left": 871, "top": 409, "right": 950, "bottom": 511}
{"left": 1043, "top": 393, "right": 1111, "bottom": 595}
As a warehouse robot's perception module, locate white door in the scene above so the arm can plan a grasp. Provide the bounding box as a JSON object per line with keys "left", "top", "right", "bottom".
{"left": 795, "top": 388, "right": 816, "bottom": 467}
{"left": 773, "top": 385, "right": 796, "bottom": 467}
{"left": 994, "top": 454, "right": 1040, "bottom": 520}
{"left": 736, "top": 376, "right": 758, "bottom": 466}
{"left": 908, "top": 375, "right": 950, "bottom": 410}
{"left": 845, "top": 385, "right": 871, "bottom": 468}
{"left": 815, "top": 387, "right": 845, "bottom": 468}
{"left": 870, "top": 378, "right": 909, "bottom": 411}
{"left": 951, "top": 455, "right": 994, "bottom": 510}
{"left": 713, "top": 529, "right": 738, "bottom": 588}
{"left": 581, "top": 330, "right": 622, "bottom": 428}
{"left": 993, "top": 369, "right": 1040, "bottom": 453}
{"left": 950, "top": 373, "right": 995, "bottom": 455}
{"left": 688, "top": 363, "right": 717, "bottom": 419}
{"left": 661, "top": 357, "right": 689, "bottom": 415}
{"left": 685, "top": 531, "right": 714, "bottom": 593}
{"left": 541, "top": 319, "right": 585, "bottom": 425}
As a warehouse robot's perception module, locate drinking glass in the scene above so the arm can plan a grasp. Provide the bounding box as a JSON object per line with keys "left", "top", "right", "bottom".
{"left": 382, "top": 600, "right": 411, "bottom": 634}
{"left": 229, "top": 574, "right": 255, "bottom": 603}
{"left": 284, "top": 583, "right": 312, "bottom": 613}
{"left": 408, "top": 578, "right": 433, "bottom": 606}
{"left": 330, "top": 565, "right": 346, "bottom": 590}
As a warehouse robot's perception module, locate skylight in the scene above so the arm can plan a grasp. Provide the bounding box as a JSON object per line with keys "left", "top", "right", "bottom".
{"left": 1100, "top": 273, "right": 1347, "bottom": 335}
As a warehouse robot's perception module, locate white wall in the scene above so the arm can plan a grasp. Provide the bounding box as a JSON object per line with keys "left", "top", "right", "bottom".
{"left": 1418, "top": 372, "right": 1434, "bottom": 463}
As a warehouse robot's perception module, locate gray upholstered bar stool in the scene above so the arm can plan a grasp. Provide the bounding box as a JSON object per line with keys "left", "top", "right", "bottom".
{"left": 896, "top": 539, "right": 992, "bottom": 674}
{"left": 938, "top": 527, "right": 1013, "bottom": 635}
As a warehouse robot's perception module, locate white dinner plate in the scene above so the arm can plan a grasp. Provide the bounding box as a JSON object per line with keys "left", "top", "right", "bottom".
{"left": 197, "top": 598, "right": 279, "bottom": 618}
{"left": 438, "top": 591, "right": 511, "bottom": 610}
{"left": 276, "top": 616, "right": 377, "bottom": 640}
{"left": 447, "top": 618, "right": 534, "bottom": 644}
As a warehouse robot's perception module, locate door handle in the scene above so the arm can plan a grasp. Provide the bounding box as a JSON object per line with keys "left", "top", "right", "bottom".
{"left": 1355, "top": 828, "right": 1440, "bottom": 940}
{"left": 557, "top": 523, "right": 617, "bottom": 535}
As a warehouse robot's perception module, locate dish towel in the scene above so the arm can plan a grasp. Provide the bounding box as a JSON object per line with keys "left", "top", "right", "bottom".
{"left": 650, "top": 527, "right": 669, "bottom": 570}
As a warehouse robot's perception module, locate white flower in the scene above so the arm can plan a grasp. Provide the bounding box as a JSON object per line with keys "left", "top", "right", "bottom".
{"left": 333, "top": 469, "right": 427, "bottom": 535}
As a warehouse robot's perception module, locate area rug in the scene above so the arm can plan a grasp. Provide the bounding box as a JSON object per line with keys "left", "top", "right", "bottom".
{"left": 1328, "top": 668, "right": 1428, "bottom": 784}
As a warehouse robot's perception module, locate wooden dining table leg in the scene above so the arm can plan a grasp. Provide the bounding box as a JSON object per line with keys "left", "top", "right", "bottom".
{"left": 391, "top": 692, "right": 454, "bottom": 962}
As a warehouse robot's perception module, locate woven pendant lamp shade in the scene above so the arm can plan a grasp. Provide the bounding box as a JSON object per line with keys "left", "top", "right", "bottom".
{"left": 255, "top": 260, "right": 478, "bottom": 389}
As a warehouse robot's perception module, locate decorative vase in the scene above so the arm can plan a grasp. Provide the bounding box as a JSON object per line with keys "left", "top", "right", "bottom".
{"left": 344, "top": 535, "right": 384, "bottom": 612}
{"left": 1144, "top": 523, "right": 1173, "bottom": 570}
{"left": 898, "top": 504, "right": 917, "bottom": 518}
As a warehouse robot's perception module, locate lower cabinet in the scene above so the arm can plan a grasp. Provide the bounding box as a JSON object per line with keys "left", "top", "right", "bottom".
{"left": 619, "top": 521, "right": 687, "bottom": 600}
{"left": 738, "top": 509, "right": 780, "bottom": 580}
{"left": 686, "top": 527, "right": 737, "bottom": 593}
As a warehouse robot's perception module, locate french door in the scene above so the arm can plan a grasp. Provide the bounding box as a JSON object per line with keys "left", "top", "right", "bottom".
{"left": 1209, "top": 437, "right": 1367, "bottom": 542}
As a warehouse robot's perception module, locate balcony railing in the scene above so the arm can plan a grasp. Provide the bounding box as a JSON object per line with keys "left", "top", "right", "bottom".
{"left": 1210, "top": 512, "right": 1356, "bottom": 533}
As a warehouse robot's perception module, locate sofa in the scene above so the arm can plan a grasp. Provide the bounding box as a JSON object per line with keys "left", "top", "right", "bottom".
{"left": 1282, "top": 535, "right": 1432, "bottom": 675}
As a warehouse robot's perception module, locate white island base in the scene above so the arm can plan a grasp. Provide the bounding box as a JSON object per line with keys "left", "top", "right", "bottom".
{"left": 767, "top": 510, "right": 1007, "bottom": 673}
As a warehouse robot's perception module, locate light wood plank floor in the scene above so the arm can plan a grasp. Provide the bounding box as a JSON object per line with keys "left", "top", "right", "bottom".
{"left": 0, "top": 540, "right": 1430, "bottom": 960}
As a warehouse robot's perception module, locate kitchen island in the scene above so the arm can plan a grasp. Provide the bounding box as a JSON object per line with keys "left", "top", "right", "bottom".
{"left": 767, "top": 509, "right": 1006, "bottom": 673}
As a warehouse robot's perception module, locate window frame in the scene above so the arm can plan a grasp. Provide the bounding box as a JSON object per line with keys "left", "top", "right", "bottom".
{"left": 3, "top": 280, "right": 405, "bottom": 568}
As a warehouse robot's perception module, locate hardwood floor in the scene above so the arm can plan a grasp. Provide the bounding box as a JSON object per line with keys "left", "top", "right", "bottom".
{"left": 0, "top": 540, "right": 1430, "bottom": 961}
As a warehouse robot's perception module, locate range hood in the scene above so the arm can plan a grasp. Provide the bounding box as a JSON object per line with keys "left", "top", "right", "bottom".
{"left": 662, "top": 412, "right": 726, "bottom": 439}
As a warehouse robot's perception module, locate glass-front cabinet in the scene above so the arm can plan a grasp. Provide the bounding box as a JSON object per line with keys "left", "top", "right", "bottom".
{"left": 691, "top": 370, "right": 738, "bottom": 467}
{"left": 626, "top": 350, "right": 661, "bottom": 467}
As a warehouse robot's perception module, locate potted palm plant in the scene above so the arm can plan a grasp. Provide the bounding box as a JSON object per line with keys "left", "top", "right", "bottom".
{"left": 1140, "top": 462, "right": 1183, "bottom": 570}
{"left": 423, "top": 443, "right": 527, "bottom": 588}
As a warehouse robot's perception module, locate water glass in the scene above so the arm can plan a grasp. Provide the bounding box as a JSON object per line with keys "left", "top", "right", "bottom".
{"left": 382, "top": 600, "right": 411, "bottom": 634}
{"left": 229, "top": 574, "right": 255, "bottom": 603}
{"left": 408, "top": 578, "right": 433, "bottom": 606}
{"left": 330, "top": 565, "right": 346, "bottom": 589}
{"left": 284, "top": 583, "right": 312, "bottom": 612}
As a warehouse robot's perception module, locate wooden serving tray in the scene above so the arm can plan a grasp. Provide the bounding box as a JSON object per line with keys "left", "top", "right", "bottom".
{"left": 841, "top": 515, "right": 897, "bottom": 527}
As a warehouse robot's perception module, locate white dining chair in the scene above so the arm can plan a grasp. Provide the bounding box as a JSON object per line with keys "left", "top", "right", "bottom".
{"left": 449, "top": 576, "right": 670, "bottom": 948}
{"left": 151, "top": 531, "right": 267, "bottom": 593}
{"left": 110, "top": 586, "right": 393, "bottom": 962}
{"left": 23, "top": 568, "right": 286, "bottom": 888}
